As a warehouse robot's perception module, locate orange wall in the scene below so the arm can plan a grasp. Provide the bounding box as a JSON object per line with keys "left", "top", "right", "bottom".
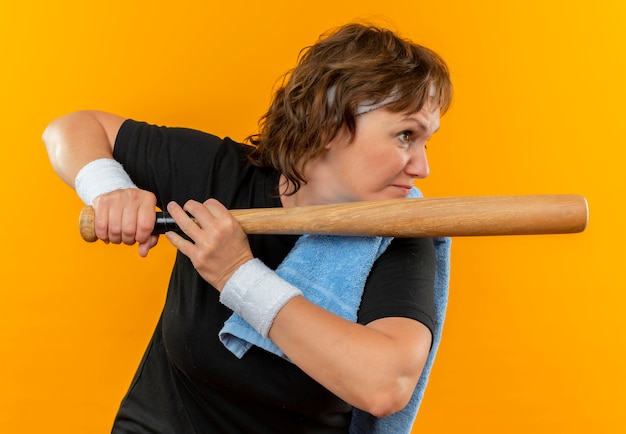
{"left": 1, "top": 1, "right": 624, "bottom": 432}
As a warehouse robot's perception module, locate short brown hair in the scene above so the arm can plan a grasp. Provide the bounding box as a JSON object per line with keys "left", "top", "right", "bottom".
{"left": 247, "top": 23, "right": 453, "bottom": 193}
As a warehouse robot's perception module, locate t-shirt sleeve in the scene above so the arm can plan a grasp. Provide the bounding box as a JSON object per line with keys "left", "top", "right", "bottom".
{"left": 357, "top": 236, "right": 436, "bottom": 336}
{"left": 112, "top": 119, "right": 257, "bottom": 210}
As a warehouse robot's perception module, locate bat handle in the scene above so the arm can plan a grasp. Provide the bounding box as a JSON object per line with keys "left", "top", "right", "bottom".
{"left": 78, "top": 206, "right": 183, "bottom": 242}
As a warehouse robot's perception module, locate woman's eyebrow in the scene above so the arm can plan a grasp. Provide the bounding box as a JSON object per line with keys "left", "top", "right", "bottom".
{"left": 401, "top": 116, "right": 440, "bottom": 135}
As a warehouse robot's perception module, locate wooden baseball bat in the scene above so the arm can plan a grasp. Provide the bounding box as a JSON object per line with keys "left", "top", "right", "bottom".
{"left": 78, "top": 194, "right": 588, "bottom": 242}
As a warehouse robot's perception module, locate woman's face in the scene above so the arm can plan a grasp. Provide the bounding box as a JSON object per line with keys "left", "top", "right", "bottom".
{"left": 305, "top": 103, "right": 440, "bottom": 204}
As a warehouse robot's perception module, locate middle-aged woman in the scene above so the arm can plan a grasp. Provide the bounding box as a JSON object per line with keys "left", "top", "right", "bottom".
{"left": 43, "top": 23, "right": 453, "bottom": 433}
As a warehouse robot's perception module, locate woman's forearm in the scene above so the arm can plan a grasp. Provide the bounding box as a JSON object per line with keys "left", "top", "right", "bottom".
{"left": 269, "top": 297, "right": 432, "bottom": 417}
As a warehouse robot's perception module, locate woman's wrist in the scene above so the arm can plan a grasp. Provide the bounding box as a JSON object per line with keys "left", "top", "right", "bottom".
{"left": 75, "top": 158, "right": 138, "bottom": 205}
{"left": 220, "top": 258, "right": 302, "bottom": 338}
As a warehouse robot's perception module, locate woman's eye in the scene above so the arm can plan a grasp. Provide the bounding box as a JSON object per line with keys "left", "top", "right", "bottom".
{"left": 399, "top": 131, "right": 412, "bottom": 146}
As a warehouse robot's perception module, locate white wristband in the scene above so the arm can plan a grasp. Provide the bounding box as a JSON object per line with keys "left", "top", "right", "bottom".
{"left": 75, "top": 158, "right": 138, "bottom": 205}
{"left": 220, "top": 258, "right": 302, "bottom": 338}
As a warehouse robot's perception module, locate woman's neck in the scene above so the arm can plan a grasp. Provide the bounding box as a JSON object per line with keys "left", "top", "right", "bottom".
{"left": 278, "top": 174, "right": 328, "bottom": 208}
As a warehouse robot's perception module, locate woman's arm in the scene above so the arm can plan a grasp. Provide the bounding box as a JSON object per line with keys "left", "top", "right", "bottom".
{"left": 165, "top": 198, "right": 432, "bottom": 417}
{"left": 271, "top": 300, "right": 431, "bottom": 418}
{"left": 43, "top": 111, "right": 158, "bottom": 256}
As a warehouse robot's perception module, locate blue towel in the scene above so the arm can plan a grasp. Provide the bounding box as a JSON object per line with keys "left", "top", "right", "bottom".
{"left": 349, "top": 235, "right": 450, "bottom": 433}
{"left": 219, "top": 187, "right": 451, "bottom": 433}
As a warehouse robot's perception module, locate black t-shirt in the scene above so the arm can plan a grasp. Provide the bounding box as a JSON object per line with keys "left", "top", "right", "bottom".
{"left": 110, "top": 120, "right": 436, "bottom": 433}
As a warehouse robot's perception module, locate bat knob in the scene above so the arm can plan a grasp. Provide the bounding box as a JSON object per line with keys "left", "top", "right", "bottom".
{"left": 79, "top": 206, "right": 98, "bottom": 242}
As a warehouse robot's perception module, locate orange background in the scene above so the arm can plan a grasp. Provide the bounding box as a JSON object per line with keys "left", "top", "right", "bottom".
{"left": 1, "top": 1, "right": 624, "bottom": 432}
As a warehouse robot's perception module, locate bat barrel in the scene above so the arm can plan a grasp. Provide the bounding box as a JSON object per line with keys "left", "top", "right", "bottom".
{"left": 231, "top": 194, "right": 588, "bottom": 237}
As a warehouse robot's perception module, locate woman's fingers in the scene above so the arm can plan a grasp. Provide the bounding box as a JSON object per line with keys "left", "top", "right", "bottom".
{"left": 92, "top": 188, "right": 158, "bottom": 248}
{"left": 167, "top": 200, "right": 201, "bottom": 237}
{"left": 165, "top": 199, "right": 253, "bottom": 290}
{"left": 138, "top": 235, "right": 159, "bottom": 258}
{"left": 164, "top": 201, "right": 199, "bottom": 259}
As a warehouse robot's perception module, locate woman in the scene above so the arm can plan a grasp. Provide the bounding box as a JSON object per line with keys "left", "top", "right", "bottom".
{"left": 44, "top": 23, "right": 452, "bottom": 433}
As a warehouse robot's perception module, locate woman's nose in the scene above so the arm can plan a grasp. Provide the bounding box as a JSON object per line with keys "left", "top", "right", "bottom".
{"left": 406, "top": 147, "right": 430, "bottom": 179}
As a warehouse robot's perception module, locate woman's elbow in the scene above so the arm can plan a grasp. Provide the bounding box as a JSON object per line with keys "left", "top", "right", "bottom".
{"left": 42, "top": 112, "right": 80, "bottom": 156}
{"left": 358, "top": 377, "right": 416, "bottom": 418}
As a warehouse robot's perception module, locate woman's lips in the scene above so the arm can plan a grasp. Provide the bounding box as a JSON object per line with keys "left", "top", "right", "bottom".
{"left": 391, "top": 184, "right": 413, "bottom": 196}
